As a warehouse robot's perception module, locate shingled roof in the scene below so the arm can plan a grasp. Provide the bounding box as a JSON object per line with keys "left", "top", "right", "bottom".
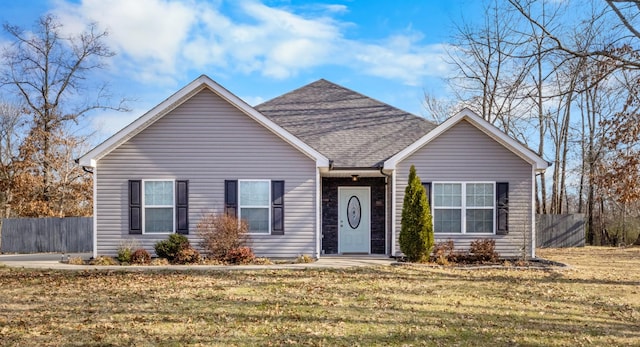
{"left": 254, "top": 79, "right": 437, "bottom": 168}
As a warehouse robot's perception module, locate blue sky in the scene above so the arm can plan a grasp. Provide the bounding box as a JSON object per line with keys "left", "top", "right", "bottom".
{"left": 0, "top": 0, "right": 481, "bottom": 142}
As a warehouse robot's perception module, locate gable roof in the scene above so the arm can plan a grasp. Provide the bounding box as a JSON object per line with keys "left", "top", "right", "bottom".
{"left": 255, "top": 79, "right": 436, "bottom": 168}
{"left": 78, "top": 75, "right": 329, "bottom": 168}
{"left": 384, "top": 108, "right": 549, "bottom": 171}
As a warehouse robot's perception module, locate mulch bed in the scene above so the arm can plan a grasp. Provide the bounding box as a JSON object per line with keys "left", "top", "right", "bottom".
{"left": 393, "top": 257, "right": 569, "bottom": 270}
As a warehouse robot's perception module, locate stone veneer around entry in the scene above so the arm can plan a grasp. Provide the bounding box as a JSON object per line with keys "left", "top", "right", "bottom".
{"left": 321, "top": 177, "right": 386, "bottom": 254}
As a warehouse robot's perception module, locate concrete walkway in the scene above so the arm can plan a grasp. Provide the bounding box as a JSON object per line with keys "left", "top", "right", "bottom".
{"left": 0, "top": 253, "right": 396, "bottom": 271}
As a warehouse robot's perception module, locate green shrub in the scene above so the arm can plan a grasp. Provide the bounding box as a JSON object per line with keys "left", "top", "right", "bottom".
{"left": 154, "top": 234, "right": 190, "bottom": 262}
{"left": 116, "top": 239, "right": 139, "bottom": 263}
{"left": 174, "top": 247, "right": 201, "bottom": 264}
{"left": 198, "top": 212, "right": 250, "bottom": 260}
{"left": 399, "top": 165, "right": 434, "bottom": 262}
{"left": 225, "top": 247, "right": 256, "bottom": 264}
{"left": 131, "top": 249, "right": 151, "bottom": 265}
{"left": 116, "top": 248, "right": 132, "bottom": 263}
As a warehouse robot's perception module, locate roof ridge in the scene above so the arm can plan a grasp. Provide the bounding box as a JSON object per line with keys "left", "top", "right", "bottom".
{"left": 317, "top": 79, "right": 433, "bottom": 124}
{"left": 254, "top": 79, "right": 326, "bottom": 108}
{"left": 256, "top": 79, "right": 435, "bottom": 126}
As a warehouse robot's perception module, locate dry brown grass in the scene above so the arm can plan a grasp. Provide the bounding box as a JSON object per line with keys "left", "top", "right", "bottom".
{"left": 0, "top": 247, "right": 638, "bottom": 346}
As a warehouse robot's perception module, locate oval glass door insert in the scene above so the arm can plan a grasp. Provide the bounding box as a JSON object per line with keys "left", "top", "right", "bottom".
{"left": 347, "top": 196, "right": 361, "bottom": 229}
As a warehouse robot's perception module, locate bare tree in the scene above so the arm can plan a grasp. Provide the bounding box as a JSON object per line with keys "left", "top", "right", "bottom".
{"left": 575, "top": 58, "right": 623, "bottom": 244}
{"left": 447, "top": 0, "right": 533, "bottom": 136}
{"left": 509, "top": 0, "right": 640, "bottom": 243}
{"left": 447, "top": 0, "right": 569, "bottom": 214}
{"left": 509, "top": 0, "right": 640, "bottom": 75}
{"left": 0, "top": 14, "right": 127, "bottom": 217}
{"left": 0, "top": 101, "right": 25, "bottom": 218}
{"left": 422, "top": 92, "right": 456, "bottom": 124}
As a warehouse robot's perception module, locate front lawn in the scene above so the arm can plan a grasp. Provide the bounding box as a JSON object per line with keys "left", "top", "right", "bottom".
{"left": 0, "top": 247, "right": 638, "bottom": 346}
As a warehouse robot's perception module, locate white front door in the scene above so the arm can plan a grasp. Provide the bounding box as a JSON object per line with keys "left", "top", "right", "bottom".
{"left": 338, "top": 187, "right": 370, "bottom": 254}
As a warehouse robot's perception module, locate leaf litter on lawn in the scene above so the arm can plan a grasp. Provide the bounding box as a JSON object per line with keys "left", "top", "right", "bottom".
{"left": 0, "top": 247, "right": 638, "bottom": 346}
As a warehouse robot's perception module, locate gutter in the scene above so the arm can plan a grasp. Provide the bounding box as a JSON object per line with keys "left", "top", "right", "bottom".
{"left": 378, "top": 165, "right": 392, "bottom": 179}
{"left": 327, "top": 166, "right": 384, "bottom": 171}
{"left": 74, "top": 158, "right": 94, "bottom": 174}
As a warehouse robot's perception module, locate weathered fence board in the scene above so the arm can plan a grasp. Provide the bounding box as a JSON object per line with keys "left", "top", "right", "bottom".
{"left": 1, "top": 217, "right": 92, "bottom": 253}
{"left": 536, "top": 214, "right": 585, "bottom": 248}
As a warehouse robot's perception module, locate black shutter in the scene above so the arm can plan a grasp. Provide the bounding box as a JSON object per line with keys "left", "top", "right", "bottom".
{"left": 271, "top": 180, "right": 285, "bottom": 235}
{"left": 422, "top": 182, "right": 432, "bottom": 207}
{"left": 129, "top": 180, "right": 142, "bottom": 234}
{"left": 496, "top": 182, "right": 509, "bottom": 235}
{"left": 176, "top": 180, "right": 189, "bottom": 234}
{"left": 225, "top": 180, "right": 238, "bottom": 218}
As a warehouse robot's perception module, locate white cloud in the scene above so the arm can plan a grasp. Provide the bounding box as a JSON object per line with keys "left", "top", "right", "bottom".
{"left": 324, "top": 4, "right": 348, "bottom": 14}
{"left": 190, "top": 1, "right": 342, "bottom": 79}
{"left": 353, "top": 41, "right": 452, "bottom": 86}
{"left": 52, "top": 0, "right": 451, "bottom": 86}
{"left": 54, "top": 0, "right": 197, "bottom": 82}
{"left": 242, "top": 95, "right": 265, "bottom": 106}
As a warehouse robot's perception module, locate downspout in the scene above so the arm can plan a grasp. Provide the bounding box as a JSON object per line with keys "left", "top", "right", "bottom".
{"left": 92, "top": 166, "right": 98, "bottom": 259}
{"left": 391, "top": 169, "right": 397, "bottom": 257}
{"left": 316, "top": 160, "right": 332, "bottom": 259}
{"left": 531, "top": 166, "right": 536, "bottom": 259}
{"left": 315, "top": 167, "right": 321, "bottom": 259}
{"left": 75, "top": 158, "right": 97, "bottom": 259}
{"left": 379, "top": 166, "right": 392, "bottom": 256}
{"left": 533, "top": 164, "right": 550, "bottom": 259}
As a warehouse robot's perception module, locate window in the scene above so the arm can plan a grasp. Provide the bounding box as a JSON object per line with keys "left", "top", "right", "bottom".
{"left": 432, "top": 182, "right": 494, "bottom": 234}
{"left": 225, "top": 180, "right": 284, "bottom": 235}
{"left": 433, "top": 183, "right": 462, "bottom": 233}
{"left": 143, "top": 180, "right": 174, "bottom": 233}
{"left": 239, "top": 180, "right": 270, "bottom": 234}
{"left": 465, "top": 183, "right": 494, "bottom": 233}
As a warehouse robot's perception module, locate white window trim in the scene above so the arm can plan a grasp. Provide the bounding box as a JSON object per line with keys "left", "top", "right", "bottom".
{"left": 238, "top": 179, "right": 272, "bottom": 235}
{"left": 142, "top": 179, "right": 175, "bottom": 234}
{"left": 432, "top": 181, "right": 496, "bottom": 235}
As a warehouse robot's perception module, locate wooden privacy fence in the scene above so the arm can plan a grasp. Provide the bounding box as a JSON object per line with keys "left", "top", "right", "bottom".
{"left": 536, "top": 214, "right": 585, "bottom": 248}
{"left": 1, "top": 217, "right": 92, "bottom": 253}
{"left": 0, "top": 214, "right": 586, "bottom": 252}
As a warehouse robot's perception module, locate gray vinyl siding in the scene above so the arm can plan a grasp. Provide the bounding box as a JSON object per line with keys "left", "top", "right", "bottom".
{"left": 96, "top": 88, "right": 317, "bottom": 258}
{"left": 395, "top": 120, "right": 534, "bottom": 258}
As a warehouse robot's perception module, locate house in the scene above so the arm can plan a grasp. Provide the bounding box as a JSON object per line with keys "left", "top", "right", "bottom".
{"left": 78, "top": 75, "right": 548, "bottom": 259}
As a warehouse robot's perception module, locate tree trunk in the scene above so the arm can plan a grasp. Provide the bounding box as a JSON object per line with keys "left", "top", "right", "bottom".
{"left": 586, "top": 183, "right": 594, "bottom": 245}
{"left": 536, "top": 49, "right": 547, "bottom": 214}
{"left": 539, "top": 172, "right": 547, "bottom": 214}
{"left": 578, "top": 168, "right": 584, "bottom": 213}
